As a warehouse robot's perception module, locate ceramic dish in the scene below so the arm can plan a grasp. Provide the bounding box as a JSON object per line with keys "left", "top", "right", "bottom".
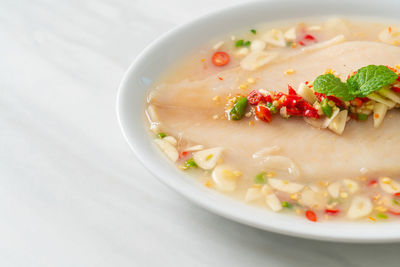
{"left": 117, "top": 0, "right": 400, "bottom": 243}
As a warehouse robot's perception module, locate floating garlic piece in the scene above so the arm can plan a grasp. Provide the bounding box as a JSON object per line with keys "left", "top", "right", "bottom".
{"left": 347, "top": 196, "right": 373, "bottom": 219}
{"left": 260, "top": 156, "right": 300, "bottom": 179}
{"left": 373, "top": 103, "right": 388, "bottom": 128}
{"left": 328, "top": 110, "right": 348, "bottom": 135}
{"left": 184, "top": 145, "right": 204, "bottom": 152}
{"left": 262, "top": 29, "right": 286, "bottom": 47}
{"left": 284, "top": 27, "right": 296, "bottom": 41}
{"left": 327, "top": 181, "right": 341, "bottom": 198}
{"left": 235, "top": 47, "right": 249, "bottom": 56}
{"left": 154, "top": 139, "right": 179, "bottom": 162}
{"left": 261, "top": 184, "right": 273, "bottom": 195}
{"left": 268, "top": 178, "right": 304, "bottom": 194}
{"left": 342, "top": 179, "right": 359, "bottom": 194}
{"left": 163, "top": 136, "right": 177, "bottom": 146}
{"left": 297, "top": 82, "right": 318, "bottom": 104}
{"left": 245, "top": 188, "right": 263, "bottom": 202}
{"left": 193, "top": 147, "right": 223, "bottom": 170}
{"left": 212, "top": 164, "right": 239, "bottom": 192}
{"left": 265, "top": 193, "right": 282, "bottom": 212}
{"left": 379, "top": 177, "right": 400, "bottom": 194}
{"left": 250, "top": 39, "right": 266, "bottom": 52}
{"left": 240, "top": 51, "right": 279, "bottom": 71}
{"left": 378, "top": 26, "right": 400, "bottom": 45}
{"left": 299, "top": 189, "right": 327, "bottom": 210}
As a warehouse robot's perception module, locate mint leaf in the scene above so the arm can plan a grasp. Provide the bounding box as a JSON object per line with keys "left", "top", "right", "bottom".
{"left": 313, "top": 74, "right": 354, "bottom": 101}
{"left": 346, "top": 65, "right": 398, "bottom": 97}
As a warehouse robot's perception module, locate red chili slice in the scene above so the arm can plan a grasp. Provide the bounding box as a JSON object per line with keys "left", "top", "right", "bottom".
{"left": 255, "top": 105, "right": 272, "bottom": 122}
{"left": 179, "top": 151, "right": 188, "bottom": 160}
{"left": 288, "top": 85, "right": 297, "bottom": 95}
{"left": 263, "top": 95, "right": 273, "bottom": 103}
{"left": 325, "top": 209, "right": 340, "bottom": 215}
{"left": 304, "top": 34, "right": 316, "bottom": 41}
{"left": 351, "top": 98, "right": 363, "bottom": 107}
{"left": 286, "top": 107, "right": 302, "bottom": 116}
{"left": 247, "top": 90, "right": 263, "bottom": 105}
{"left": 394, "top": 192, "right": 400, "bottom": 197}
{"left": 305, "top": 210, "right": 317, "bottom": 222}
{"left": 211, "top": 51, "right": 230, "bottom": 66}
{"left": 388, "top": 210, "right": 400, "bottom": 216}
{"left": 392, "top": 86, "right": 400, "bottom": 93}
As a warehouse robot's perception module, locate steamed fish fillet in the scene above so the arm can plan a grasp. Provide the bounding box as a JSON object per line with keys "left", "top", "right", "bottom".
{"left": 150, "top": 41, "right": 400, "bottom": 181}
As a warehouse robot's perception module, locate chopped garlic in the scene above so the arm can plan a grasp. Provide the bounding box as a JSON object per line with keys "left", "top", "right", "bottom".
{"left": 163, "top": 136, "right": 177, "bottom": 146}
{"left": 262, "top": 29, "right": 286, "bottom": 47}
{"left": 328, "top": 110, "right": 348, "bottom": 135}
{"left": 268, "top": 178, "right": 304, "bottom": 194}
{"left": 342, "top": 179, "right": 359, "bottom": 194}
{"left": 193, "top": 147, "right": 223, "bottom": 170}
{"left": 212, "top": 164, "right": 239, "bottom": 192}
{"left": 245, "top": 188, "right": 263, "bottom": 202}
{"left": 347, "top": 196, "right": 373, "bottom": 219}
{"left": 250, "top": 39, "right": 266, "bottom": 52}
{"left": 265, "top": 193, "right": 282, "bottom": 212}
{"left": 327, "top": 181, "right": 341, "bottom": 198}
{"left": 284, "top": 27, "right": 296, "bottom": 41}
{"left": 154, "top": 139, "right": 179, "bottom": 162}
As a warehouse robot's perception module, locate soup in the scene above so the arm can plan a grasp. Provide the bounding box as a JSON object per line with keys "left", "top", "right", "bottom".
{"left": 145, "top": 17, "right": 400, "bottom": 222}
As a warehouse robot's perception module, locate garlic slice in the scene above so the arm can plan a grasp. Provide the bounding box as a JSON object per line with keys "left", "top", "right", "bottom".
{"left": 212, "top": 164, "right": 240, "bottom": 192}
{"left": 252, "top": 146, "right": 281, "bottom": 159}
{"left": 347, "top": 196, "right": 372, "bottom": 219}
{"left": 342, "top": 179, "right": 359, "bottom": 194}
{"left": 250, "top": 39, "right": 266, "bottom": 52}
{"left": 284, "top": 27, "right": 296, "bottom": 41}
{"left": 297, "top": 82, "right": 317, "bottom": 104}
{"left": 268, "top": 178, "right": 304, "bottom": 194}
{"left": 193, "top": 147, "right": 223, "bottom": 170}
{"left": 163, "top": 136, "right": 177, "bottom": 146}
{"left": 328, "top": 110, "right": 348, "bottom": 135}
{"left": 262, "top": 29, "right": 286, "bottom": 47}
{"left": 298, "top": 189, "right": 327, "bottom": 210}
{"left": 154, "top": 139, "right": 179, "bottom": 162}
{"left": 265, "top": 193, "right": 282, "bottom": 212}
{"left": 373, "top": 102, "right": 388, "bottom": 128}
{"left": 245, "top": 188, "right": 263, "bottom": 202}
{"left": 379, "top": 177, "right": 400, "bottom": 194}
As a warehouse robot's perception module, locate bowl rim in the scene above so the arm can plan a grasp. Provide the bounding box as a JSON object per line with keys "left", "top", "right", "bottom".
{"left": 117, "top": 0, "right": 400, "bottom": 243}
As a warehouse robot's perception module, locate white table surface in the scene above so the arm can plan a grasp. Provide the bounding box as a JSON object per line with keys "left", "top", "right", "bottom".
{"left": 1, "top": 0, "right": 399, "bottom": 266}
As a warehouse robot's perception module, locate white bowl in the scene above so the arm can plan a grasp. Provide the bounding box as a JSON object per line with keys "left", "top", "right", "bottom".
{"left": 117, "top": 0, "right": 400, "bottom": 243}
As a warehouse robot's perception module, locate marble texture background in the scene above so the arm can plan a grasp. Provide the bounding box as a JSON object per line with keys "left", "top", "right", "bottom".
{"left": 0, "top": 0, "right": 399, "bottom": 266}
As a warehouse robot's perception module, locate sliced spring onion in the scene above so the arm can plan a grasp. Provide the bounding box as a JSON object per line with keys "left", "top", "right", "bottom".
{"left": 157, "top": 132, "right": 167, "bottom": 138}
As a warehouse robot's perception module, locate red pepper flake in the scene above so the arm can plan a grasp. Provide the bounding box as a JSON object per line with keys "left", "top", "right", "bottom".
{"left": 255, "top": 105, "right": 272, "bottom": 122}
{"left": 305, "top": 210, "right": 317, "bottom": 222}
{"left": 394, "top": 192, "right": 400, "bottom": 197}
{"left": 325, "top": 209, "right": 340, "bottom": 215}
{"left": 298, "top": 41, "right": 305, "bottom": 46}
{"left": 247, "top": 90, "right": 263, "bottom": 105}
{"left": 179, "top": 151, "right": 188, "bottom": 160}
{"left": 218, "top": 76, "right": 223, "bottom": 81}
{"left": 304, "top": 34, "right": 316, "bottom": 41}
{"left": 389, "top": 26, "right": 392, "bottom": 34}
{"left": 368, "top": 179, "right": 377, "bottom": 186}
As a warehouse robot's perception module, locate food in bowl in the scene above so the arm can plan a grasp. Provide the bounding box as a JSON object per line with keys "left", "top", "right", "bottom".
{"left": 145, "top": 17, "right": 400, "bottom": 222}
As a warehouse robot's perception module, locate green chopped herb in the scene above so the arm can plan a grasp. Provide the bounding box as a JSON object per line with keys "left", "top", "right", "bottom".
{"left": 282, "top": 201, "right": 292, "bottom": 208}
{"left": 244, "top": 40, "right": 251, "bottom": 46}
{"left": 393, "top": 199, "right": 400, "bottom": 205}
{"left": 254, "top": 172, "right": 266, "bottom": 184}
{"left": 250, "top": 29, "right": 257, "bottom": 34}
{"left": 286, "top": 41, "right": 293, "bottom": 47}
{"left": 230, "top": 97, "right": 248, "bottom": 120}
{"left": 157, "top": 132, "right": 167, "bottom": 139}
{"left": 269, "top": 106, "right": 278, "bottom": 114}
{"left": 357, "top": 113, "right": 368, "bottom": 121}
{"left": 235, "top": 39, "right": 244, "bottom": 47}
{"left": 184, "top": 158, "right": 198, "bottom": 169}
{"left": 313, "top": 65, "right": 398, "bottom": 101}
{"left": 321, "top": 98, "right": 333, "bottom": 118}
{"left": 377, "top": 213, "right": 388, "bottom": 219}
{"left": 266, "top": 102, "right": 273, "bottom": 108}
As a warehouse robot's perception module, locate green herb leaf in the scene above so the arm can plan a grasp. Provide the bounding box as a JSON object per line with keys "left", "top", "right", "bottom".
{"left": 347, "top": 65, "right": 398, "bottom": 98}
{"left": 282, "top": 201, "right": 292, "bottom": 208}
{"left": 244, "top": 40, "right": 251, "bottom": 46}
{"left": 235, "top": 39, "right": 244, "bottom": 47}
{"left": 313, "top": 74, "right": 354, "bottom": 101}
{"left": 250, "top": 29, "right": 257, "bottom": 34}
{"left": 184, "top": 158, "right": 198, "bottom": 169}
{"left": 254, "top": 172, "right": 266, "bottom": 184}
{"left": 157, "top": 132, "right": 167, "bottom": 139}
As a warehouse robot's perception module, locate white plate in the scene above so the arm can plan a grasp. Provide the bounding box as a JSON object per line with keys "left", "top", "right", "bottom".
{"left": 117, "top": 0, "right": 400, "bottom": 243}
